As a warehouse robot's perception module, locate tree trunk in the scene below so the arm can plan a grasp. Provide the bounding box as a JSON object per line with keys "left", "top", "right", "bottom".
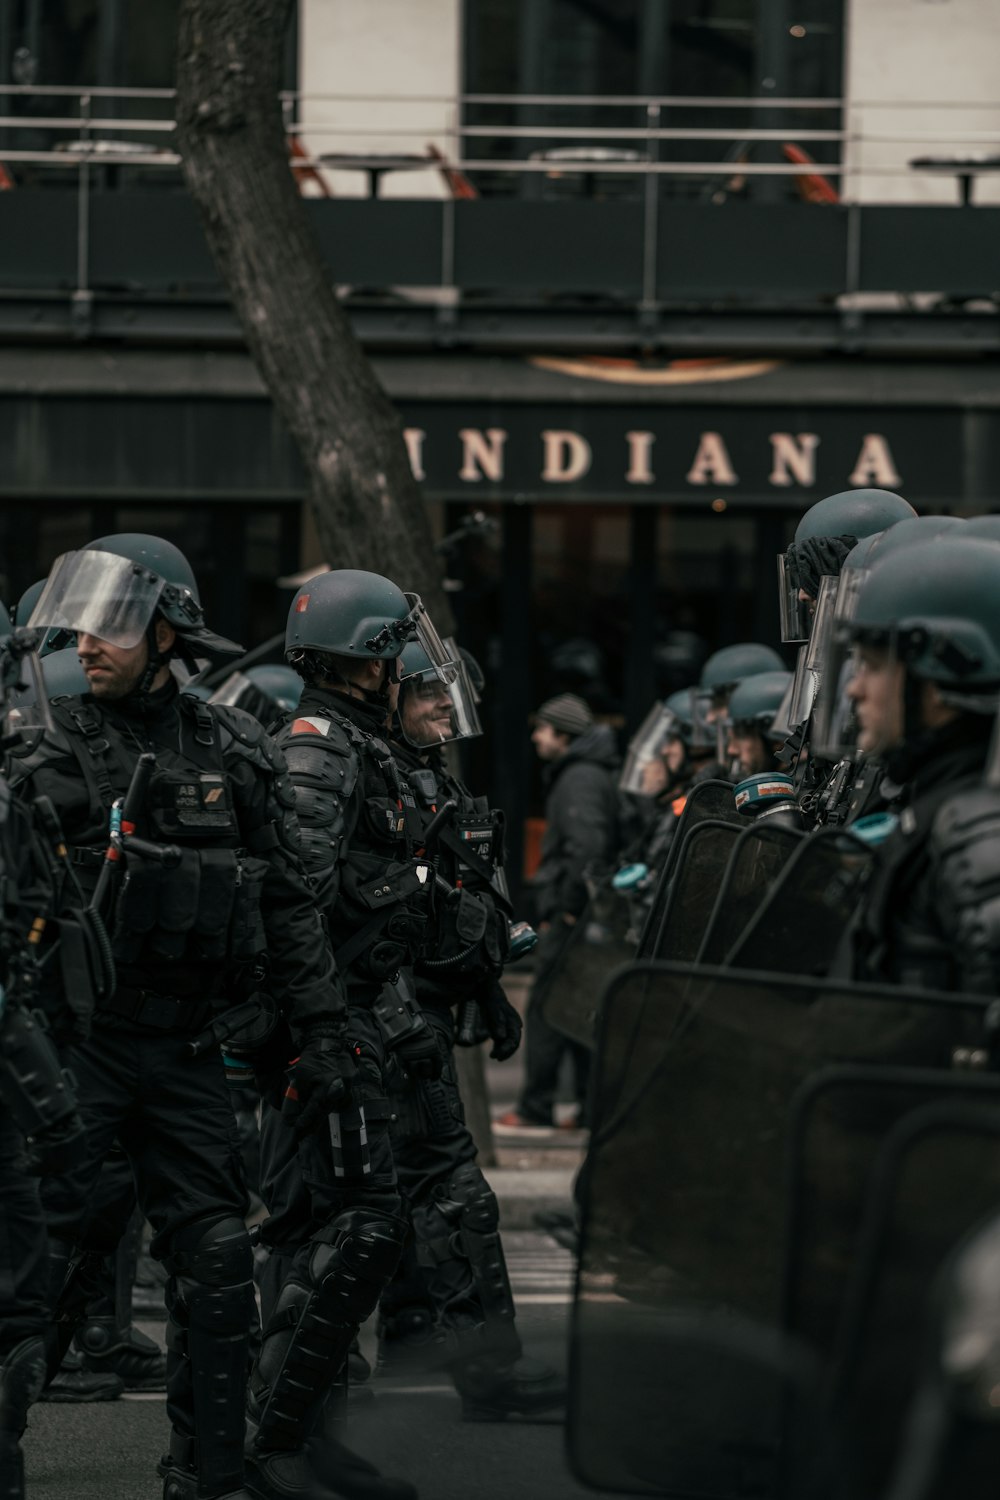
{"left": 174, "top": 0, "right": 502, "bottom": 1157}
{"left": 175, "top": 0, "right": 452, "bottom": 627}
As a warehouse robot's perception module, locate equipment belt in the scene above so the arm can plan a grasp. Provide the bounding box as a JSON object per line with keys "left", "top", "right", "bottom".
{"left": 100, "top": 986, "right": 214, "bottom": 1032}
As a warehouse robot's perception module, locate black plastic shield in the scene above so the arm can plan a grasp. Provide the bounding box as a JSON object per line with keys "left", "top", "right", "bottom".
{"left": 541, "top": 880, "right": 636, "bottom": 1049}
{"left": 696, "top": 821, "right": 804, "bottom": 966}
{"left": 570, "top": 961, "right": 994, "bottom": 1498}
{"left": 728, "top": 828, "right": 873, "bottom": 975}
{"left": 638, "top": 776, "right": 742, "bottom": 959}
{"left": 643, "top": 820, "right": 742, "bottom": 962}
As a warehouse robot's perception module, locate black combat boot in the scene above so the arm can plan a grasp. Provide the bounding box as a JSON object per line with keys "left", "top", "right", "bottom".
{"left": 158, "top": 1433, "right": 259, "bottom": 1500}
{"left": 38, "top": 1346, "right": 124, "bottom": 1403}
{"left": 451, "top": 1354, "right": 567, "bottom": 1421}
{"left": 76, "top": 1316, "right": 167, "bottom": 1391}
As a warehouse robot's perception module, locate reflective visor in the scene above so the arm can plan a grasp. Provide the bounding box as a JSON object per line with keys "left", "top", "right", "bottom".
{"left": 399, "top": 654, "right": 482, "bottom": 746}
{"left": 28, "top": 550, "right": 164, "bottom": 649}
{"left": 777, "top": 553, "right": 813, "bottom": 644}
{"left": 619, "top": 703, "right": 684, "bottom": 796}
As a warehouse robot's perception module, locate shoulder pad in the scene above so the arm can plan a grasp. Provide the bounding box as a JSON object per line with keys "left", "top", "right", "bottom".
{"left": 279, "top": 712, "right": 359, "bottom": 759}
{"left": 211, "top": 702, "right": 283, "bottom": 771}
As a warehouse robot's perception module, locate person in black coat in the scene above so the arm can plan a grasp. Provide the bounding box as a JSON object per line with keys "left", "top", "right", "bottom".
{"left": 497, "top": 695, "right": 620, "bottom": 1131}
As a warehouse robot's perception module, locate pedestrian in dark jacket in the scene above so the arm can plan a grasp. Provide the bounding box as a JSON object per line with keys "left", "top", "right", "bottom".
{"left": 497, "top": 694, "right": 620, "bottom": 1131}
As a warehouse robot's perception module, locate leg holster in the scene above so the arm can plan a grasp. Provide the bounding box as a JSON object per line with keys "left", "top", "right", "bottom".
{"left": 412, "top": 1162, "right": 520, "bottom": 1364}
{"left": 163, "top": 1215, "right": 255, "bottom": 1496}
{"left": 249, "top": 1207, "right": 407, "bottom": 1454}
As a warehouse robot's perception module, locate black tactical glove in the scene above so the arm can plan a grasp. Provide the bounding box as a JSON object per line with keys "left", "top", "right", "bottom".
{"left": 287, "top": 1029, "right": 358, "bottom": 1137}
{"left": 392, "top": 1020, "right": 445, "bottom": 1082}
{"left": 479, "top": 977, "right": 523, "bottom": 1062}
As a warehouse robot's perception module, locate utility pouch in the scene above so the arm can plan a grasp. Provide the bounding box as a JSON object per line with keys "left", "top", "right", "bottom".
{"left": 149, "top": 849, "right": 202, "bottom": 960}
{"left": 361, "top": 796, "right": 409, "bottom": 849}
{"left": 148, "top": 770, "right": 238, "bottom": 842}
{"left": 194, "top": 849, "right": 238, "bottom": 962}
{"left": 111, "top": 860, "right": 162, "bottom": 963}
{"left": 372, "top": 980, "right": 427, "bottom": 1047}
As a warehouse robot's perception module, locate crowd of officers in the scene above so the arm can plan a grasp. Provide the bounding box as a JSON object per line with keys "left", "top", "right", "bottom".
{"left": 614, "top": 486, "right": 1000, "bottom": 997}
{"left": 4, "top": 489, "right": 1000, "bottom": 1500}
{"left": 0, "top": 536, "right": 563, "bottom": 1500}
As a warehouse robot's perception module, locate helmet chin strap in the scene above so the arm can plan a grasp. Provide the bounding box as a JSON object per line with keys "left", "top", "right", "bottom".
{"left": 132, "top": 619, "right": 167, "bottom": 700}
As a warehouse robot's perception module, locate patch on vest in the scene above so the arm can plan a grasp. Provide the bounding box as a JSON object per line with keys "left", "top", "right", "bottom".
{"left": 291, "top": 716, "right": 331, "bottom": 737}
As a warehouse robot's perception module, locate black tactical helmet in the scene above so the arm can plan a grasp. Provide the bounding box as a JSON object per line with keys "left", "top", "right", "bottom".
{"left": 701, "top": 642, "right": 785, "bottom": 694}
{"left": 726, "top": 670, "right": 795, "bottom": 738}
{"left": 244, "top": 664, "right": 303, "bottom": 714}
{"left": 850, "top": 535, "right": 1000, "bottom": 697}
{"left": 14, "top": 580, "right": 43, "bottom": 630}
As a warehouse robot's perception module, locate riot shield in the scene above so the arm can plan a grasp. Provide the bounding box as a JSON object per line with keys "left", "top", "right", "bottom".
{"left": 695, "top": 821, "right": 803, "bottom": 967}
{"left": 541, "top": 878, "right": 636, "bottom": 1050}
{"left": 827, "top": 1102, "right": 1000, "bottom": 1500}
{"left": 643, "top": 820, "right": 742, "bottom": 963}
{"left": 636, "top": 780, "right": 740, "bottom": 960}
{"left": 570, "top": 960, "right": 996, "bottom": 1498}
{"left": 726, "top": 828, "right": 872, "bottom": 976}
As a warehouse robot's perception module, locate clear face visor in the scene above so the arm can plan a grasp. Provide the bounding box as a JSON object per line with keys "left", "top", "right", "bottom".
{"left": 804, "top": 574, "right": 840, "bottom": 677}
{"left": 399, "top": 652, "right": 482, "bottom": 747}
{"left": 768, "top": 645, "right": 819, "bottom": 743}
{"left": 28, "top": 550, "right": 165, "bottom": 650}
{"left": 619, "top": 703, "right": 685, "bottom": 796}
{"left": 777, "top": 552, "right": 813, "bottom": 644}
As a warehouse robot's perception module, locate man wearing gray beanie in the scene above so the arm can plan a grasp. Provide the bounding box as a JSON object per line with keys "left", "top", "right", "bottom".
{"left": 496, "top": 694, "right": 620, "bottom": 1131}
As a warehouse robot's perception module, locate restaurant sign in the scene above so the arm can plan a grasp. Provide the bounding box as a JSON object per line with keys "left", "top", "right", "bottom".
{"left": 398, "top": 404, "right": 965, "bottom": 505}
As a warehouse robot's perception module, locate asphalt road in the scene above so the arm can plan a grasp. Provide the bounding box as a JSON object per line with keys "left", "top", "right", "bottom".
{"left": 22, "top": 1229, "right": 599, "bottom": 1500}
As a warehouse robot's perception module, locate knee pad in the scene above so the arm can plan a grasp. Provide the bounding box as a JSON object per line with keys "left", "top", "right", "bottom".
{"left": 251, "top": 1209, "right": 407, "bottom": 1452}
{"left": 165, "top": 1215, "right": 254, "bottom": 1335}
{"left": 417, "top": 1165, "right": 517, "bottom": 1352}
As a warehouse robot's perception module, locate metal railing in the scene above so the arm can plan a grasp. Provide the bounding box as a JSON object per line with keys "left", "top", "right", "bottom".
{"left": 2, "top": 86, "right": 1000, "bottom": 334}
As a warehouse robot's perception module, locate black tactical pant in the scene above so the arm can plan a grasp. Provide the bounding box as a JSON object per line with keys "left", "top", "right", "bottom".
{"left": 0, "top": 1104, "right": 48, "bottom": 1355}
{"left": 519, "top": 919, "right": 592, "bottom": 1126}
{"left": 40, "top": 1020, "right": 251, "bottom": 1467}
{"left": 380, "top": 1004, "right": 521, "bottom": 1368}
{"left": 251, "top": 1002, "right": 406, "bottom": 1455}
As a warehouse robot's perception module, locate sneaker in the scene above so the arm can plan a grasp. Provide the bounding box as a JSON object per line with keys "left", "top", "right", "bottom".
{"left": 493, "top": 1111, "right": 555, "bottom": 1134}
{"left": 39, "top": 1348, "right": 124, "bottom": 1404}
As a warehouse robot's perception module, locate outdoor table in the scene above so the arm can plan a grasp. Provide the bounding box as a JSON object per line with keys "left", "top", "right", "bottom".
{"left": 908, "top": 153, "right": 1000, "bottom": 206}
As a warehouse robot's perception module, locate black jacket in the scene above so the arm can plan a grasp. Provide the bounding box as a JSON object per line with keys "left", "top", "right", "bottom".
{"left": 9, "top": 680, "right": 337, "bottom": 1039}
{"left": 534, "top": 724, "right": 620, "bottom": 922}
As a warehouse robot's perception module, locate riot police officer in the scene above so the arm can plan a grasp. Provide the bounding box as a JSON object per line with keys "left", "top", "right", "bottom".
{"left": 0, "top": 624, "right": 92, "bottom": 1500}
{"left": 835, "top": 534, "right": 1000, "bottom": 989}
{"left": 698, "top": 644, "right": 786, "bottom": 778}
{"left": 724, "top": 670, "right": 794, "bottom": 780}
{"left": 15, "top": 534, "right": 343, "bottom": 1500}
{"left": 778, "top": 487, "right": 916, "bottom": 644}
{"left": 376, "top": 637, "right": 565, "bottom": 1418}
{"left": 250, "top": 569, "right": 450, "bottom": 1500}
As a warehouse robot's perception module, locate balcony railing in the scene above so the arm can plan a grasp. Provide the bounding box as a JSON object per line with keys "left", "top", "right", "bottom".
{"left": 1, "top": 87, "right": 998, "bottom": 352}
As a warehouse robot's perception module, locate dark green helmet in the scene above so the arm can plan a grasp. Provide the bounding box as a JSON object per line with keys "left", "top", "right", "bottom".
{"left": 851, "top": 535, "right": 1000, "bottom": 694}
{"left": 664, "top": 687, "right": 696, "bottom": 741}
{"left": 794, "top": 489, "right": 916, "bottom": 545}
{"left": 41, "top": 647, "right": 88, "bottom": 698}
{"left": 841, "top": 533, "right": 884, "bottom": 574}
{"left": 285, "top": 569, "right": 413, "bottom": 660}
{"left": 701, "top": 642, "right": 785, "bottom": 693}
{"left": 726, "top": 670, "right": 794, "bottom": 736}
{"left": 245, "top": 664, "right": 303, "bottom": 714}
{"left": 866, "top": 514, "right": 963, "bottom": 564}
{"left": 14, "top": 580, "right": 43, "bottom": 630}
{"left": 961, "top": 516, "right": 1000, "bottom": 543}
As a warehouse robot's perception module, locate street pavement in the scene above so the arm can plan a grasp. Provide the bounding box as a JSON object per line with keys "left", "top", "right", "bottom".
{"left": 23, "top": 1230, "right": 594, "bottom": 1500}
{"left": 23, "top": 975, "right": 598, "bottom": 1499}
